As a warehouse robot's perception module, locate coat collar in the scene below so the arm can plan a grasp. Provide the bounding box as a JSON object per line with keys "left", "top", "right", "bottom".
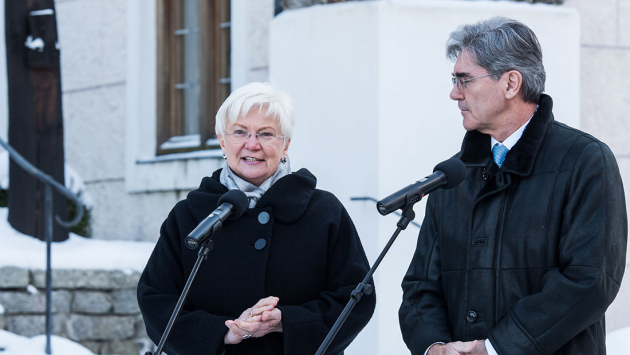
{"left": 186, "top": 168, "right": 317, "bottom": 224}
{"left": 458, "top": 94, "right": 554, "bottom": 176}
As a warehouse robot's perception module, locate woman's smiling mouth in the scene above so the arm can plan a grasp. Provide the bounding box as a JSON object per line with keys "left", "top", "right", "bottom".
{"left": 243, "top": 157, "right": 264, "bottom": 162}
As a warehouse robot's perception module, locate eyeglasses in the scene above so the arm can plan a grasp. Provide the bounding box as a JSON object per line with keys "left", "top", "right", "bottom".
{"left": 222, "top": 129, "right": 285, "bottom": 146}
{"left": 451, "top": 73, "right": 493, "bottom": 90}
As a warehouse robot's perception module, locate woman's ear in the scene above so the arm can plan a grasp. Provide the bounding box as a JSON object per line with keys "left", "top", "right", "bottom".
{"left": 283, "top": 138, "right": 291, "bottom": 157}
{"left": 218, "top": 133, "right": 226, "bottom": 150}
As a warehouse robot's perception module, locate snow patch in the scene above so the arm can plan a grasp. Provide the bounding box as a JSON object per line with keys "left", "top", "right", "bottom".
{"left": 0, "top": 330, "right": 94, "bottom": 355}
{"left": 26, "top": 285, "right": 39, "bottom": 295}
{"left": 0, "top": 208, "right": 154, "bottom": 271}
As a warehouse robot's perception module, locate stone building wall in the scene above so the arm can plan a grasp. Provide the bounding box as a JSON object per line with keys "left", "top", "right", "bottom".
{"left": 562, "top": 0, "right": 630, "bottom": 333}
{"left": 0, "top": 267, "right": 150, "bottom": 355}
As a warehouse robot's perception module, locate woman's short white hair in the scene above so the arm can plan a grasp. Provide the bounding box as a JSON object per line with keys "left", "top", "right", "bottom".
{"left": 215, "top": 81, "right": 295, "bottom": 138}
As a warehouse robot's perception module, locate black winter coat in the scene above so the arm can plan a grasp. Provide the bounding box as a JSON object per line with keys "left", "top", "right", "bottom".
{"left": 399, "top": 95, "right": 627, "bottom": 355}
{"left": 138, "top": 168, "right": 375, "bottom": 355}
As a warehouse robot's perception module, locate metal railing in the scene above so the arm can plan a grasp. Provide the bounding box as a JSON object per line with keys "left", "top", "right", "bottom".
{"left": 0, "top": 137, "right": 83, "bottom": 355}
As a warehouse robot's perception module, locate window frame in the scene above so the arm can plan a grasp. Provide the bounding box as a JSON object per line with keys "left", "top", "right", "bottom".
{"left": 156, "top": 0, "right": 230, "bottom": 155}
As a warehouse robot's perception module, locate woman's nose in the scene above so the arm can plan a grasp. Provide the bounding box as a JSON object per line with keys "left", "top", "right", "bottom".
{"left": 244, "top": 133, "right": 260, "bottom": 149}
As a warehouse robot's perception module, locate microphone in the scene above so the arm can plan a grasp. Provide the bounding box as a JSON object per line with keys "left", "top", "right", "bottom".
{"left": 377, "top": 158, "right": 466, "bottom": 216}
{"left": 185, "top": 190, "right": 249, "bottom": 249}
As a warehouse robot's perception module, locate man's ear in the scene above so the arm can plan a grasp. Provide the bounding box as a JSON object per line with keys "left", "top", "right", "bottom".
{"left": 504, "top": 70, "right": 523, "bottom": 100}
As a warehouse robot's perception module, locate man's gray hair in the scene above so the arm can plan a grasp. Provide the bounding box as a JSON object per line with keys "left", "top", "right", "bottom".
{"left": 446, "top": 17, "right": 545, "bottom": 103}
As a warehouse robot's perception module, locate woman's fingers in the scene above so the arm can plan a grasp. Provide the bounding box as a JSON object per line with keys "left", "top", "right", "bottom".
{"left": 225, "top": 320, "right": 249, "bottom": 337}
{"left": 247, "top": 296, "right": 279, "bottom": 319}
{"left": 252, "top": 296, "right": 279, "bottom": 310}
{"left": 227, "top": 297, "right": 282, "bottom": 339}
{"left": 251, "top": 304, "right": 275, "bottom": 317}
{"left": 223, "top": 329, "right": 243, "bottom": 345}
{"left": 237, "top": 308, "right": 252, "bottom": 321}
{"left": 261, "top": 308, "right": 282, "bottom": 322}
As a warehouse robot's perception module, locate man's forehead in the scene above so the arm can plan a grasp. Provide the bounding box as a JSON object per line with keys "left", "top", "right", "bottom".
{"left": 452, "top": 50, "right": 483, "bottom": 77}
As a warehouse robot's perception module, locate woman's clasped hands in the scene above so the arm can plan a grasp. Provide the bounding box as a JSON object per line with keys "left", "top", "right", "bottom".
{"left": 224, "top": 296, "right": 283, "bottom": 345}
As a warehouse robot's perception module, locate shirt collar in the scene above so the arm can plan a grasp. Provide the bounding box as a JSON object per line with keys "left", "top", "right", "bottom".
{"left": 490, "top": 105, "right": 538, "bottom": 151}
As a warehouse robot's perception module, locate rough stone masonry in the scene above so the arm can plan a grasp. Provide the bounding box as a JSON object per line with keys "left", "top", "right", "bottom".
{"left": 0, "top": 266, "right": 152, "bottom": 355}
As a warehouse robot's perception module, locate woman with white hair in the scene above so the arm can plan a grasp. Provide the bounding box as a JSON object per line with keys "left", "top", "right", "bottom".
{"left": 138, "top": 82, "right": 375, "bottom": 355}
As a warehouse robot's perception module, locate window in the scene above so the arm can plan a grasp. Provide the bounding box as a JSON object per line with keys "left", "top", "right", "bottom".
{"left": 156, "top": 0, "right": 231, "bottom": 154}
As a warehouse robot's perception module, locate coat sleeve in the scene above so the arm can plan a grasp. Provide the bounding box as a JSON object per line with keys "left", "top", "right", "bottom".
{"left": 137, "top": 205, "right": 231, "bottom": 355}
{"left": 399, "top": 194, "right": 453, "bottom": 354}
{"left": 489, "top": 142, "right": 628, "bottom": 354}
{"left": 277, "top": 205, "right": 376, "bottom": 355}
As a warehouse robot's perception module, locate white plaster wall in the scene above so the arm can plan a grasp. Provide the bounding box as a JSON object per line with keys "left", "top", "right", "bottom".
{"left": 271, "top": 4, "right": 381, "bottom": 353}
{"left": 232, "top": 0, "right": 275, "bottom": 89}
{"left": 58, "top": 0, "right": 128, "bottom": 185}
{"left": 270, "top": 1, "right": 579, "bottom": 353}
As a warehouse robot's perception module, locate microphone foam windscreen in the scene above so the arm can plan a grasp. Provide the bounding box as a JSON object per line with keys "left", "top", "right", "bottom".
{"left": 433, "top": 158, "right": 467, "bottom": 189}
{"left": 218, "top": 190, "right": 249, "bottom": 219}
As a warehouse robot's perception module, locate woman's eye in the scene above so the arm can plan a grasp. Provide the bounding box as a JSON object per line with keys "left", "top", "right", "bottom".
{"left": 259, "top": 131, "right": 275, "bottom": 138}
{"left": 233, "top": 130, "right": 247, "bottom": 136}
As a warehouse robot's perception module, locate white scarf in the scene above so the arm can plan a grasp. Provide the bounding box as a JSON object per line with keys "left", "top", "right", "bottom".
{"left": 220, "top": 156, "right": 292, "bottom": 208}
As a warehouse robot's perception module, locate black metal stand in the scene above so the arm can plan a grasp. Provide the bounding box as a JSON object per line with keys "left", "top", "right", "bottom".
{"left": 314, "top": 205, "right": 417, "bottom": 355}
{"left": 145, "top": 240, "right": 214, "bottom": 355}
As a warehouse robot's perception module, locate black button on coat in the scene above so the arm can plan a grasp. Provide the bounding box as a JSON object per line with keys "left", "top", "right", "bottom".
{"left": 138, "top": 168, "right": 376, "bottom": 355}
{"left": 399, "top": 95, "right": 627, "bottom": 355}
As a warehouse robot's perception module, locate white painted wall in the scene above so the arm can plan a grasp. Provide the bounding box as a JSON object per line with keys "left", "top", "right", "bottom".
{"left": 270, "top": 1, "right": 579, "bottom": 353}
{"left": 232, "top": 0, "right": 275, "bottom": 89}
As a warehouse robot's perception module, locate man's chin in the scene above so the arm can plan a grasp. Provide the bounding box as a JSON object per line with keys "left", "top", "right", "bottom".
{"left": 462, "top": 114, "right": 477, "bottom": 131}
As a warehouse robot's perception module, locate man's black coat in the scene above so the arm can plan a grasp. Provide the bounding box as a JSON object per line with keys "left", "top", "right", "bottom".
{"left": 138, "top": 168, "right": 375, "bottom": 355}
{"left": 399, "top": 95, "right": 627, "bottom": 354}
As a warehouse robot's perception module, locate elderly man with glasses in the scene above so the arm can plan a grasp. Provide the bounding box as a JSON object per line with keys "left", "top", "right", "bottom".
{"left": 399, "top": 17, "right": 627, "bottom": 355}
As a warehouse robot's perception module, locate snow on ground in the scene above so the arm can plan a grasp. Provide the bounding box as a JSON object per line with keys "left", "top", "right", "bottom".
{"left": 0, "top": 330, "right": 94, "bottom": 355}
{"left": 0, "top": 208, "right": 154, "bottom": 272}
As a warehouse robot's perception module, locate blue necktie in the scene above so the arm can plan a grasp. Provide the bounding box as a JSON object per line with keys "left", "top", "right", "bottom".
{"left": 493, "top": 143, "right": 509, "bottom": 168}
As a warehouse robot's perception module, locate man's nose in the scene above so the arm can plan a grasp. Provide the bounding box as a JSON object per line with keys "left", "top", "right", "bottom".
{"left": 450, "top": 84, "right": 464, "bottom": 101}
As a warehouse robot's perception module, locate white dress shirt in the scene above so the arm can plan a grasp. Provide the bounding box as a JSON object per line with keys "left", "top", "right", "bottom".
{"left": 490, "top": 117, "right": 532, "bottom": 153}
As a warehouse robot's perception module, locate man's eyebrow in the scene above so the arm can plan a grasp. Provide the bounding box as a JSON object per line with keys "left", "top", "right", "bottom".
{"left": 453, "top": 72, "right": 469, "bottom": 78}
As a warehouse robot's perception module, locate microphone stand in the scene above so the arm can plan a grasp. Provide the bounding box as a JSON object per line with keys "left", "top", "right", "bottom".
{"left": 315, "top": 205, "right": 417, "bottom": 355}
{"left": 145, "top": 240, "right": 214, "bottom": 355}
